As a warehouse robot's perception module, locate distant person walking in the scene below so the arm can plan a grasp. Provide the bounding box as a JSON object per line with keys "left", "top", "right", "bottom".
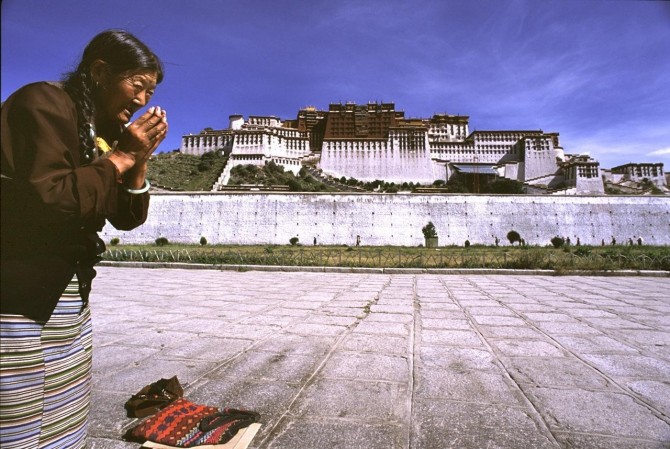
{"left": 1, "top": 30, "right": 167, "bottom": 448}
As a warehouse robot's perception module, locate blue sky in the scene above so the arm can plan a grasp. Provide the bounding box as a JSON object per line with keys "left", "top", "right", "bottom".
{"left": 2, "top": 0, "right": 669, "bottom": 169}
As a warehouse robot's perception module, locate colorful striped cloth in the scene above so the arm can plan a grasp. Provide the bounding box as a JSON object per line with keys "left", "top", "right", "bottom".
{"left": 0, "top": 276, "right": 93, "bottom": 448}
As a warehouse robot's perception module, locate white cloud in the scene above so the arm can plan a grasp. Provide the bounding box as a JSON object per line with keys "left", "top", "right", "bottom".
{"left": 647, "top": 148, "right": 670, "bottom": 156}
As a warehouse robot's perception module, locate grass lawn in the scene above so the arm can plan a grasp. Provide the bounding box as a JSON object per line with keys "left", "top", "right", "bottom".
{"left": 103, "top": 243, "right": 670, "bottom": 271}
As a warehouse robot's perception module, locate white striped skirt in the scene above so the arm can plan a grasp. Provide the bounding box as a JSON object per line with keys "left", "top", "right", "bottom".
{"left": 0, "top": 276, "right": 92, "bottom": 448}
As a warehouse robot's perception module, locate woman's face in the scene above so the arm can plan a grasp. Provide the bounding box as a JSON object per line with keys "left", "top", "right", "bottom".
{"left": 96, "top": 69, "right": 158, "bottom": 125}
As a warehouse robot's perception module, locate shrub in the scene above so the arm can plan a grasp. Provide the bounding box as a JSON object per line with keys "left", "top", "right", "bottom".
{"left": 155, "top": 237, "right": 169, "bottom": 246}
{"left": 446, "top": 176, "right": 469, "bottom": 193}
{"left": 464, "top": 240, "right": 471, "bottom": 247}
{"left": 200, "top": 150, "right": 217, "bottom": 160}
{"left": 422, "top": 222, "right": 438, "bottom": 239}
{"left": 551, "top": 236, "right": 565, "bottom": 248}
{"left": 507, "top": 230, "right": 521, "bottom": 245}
{"left": 574, "top": 247, "right": 591, "bottom": 257}
{"left": 110, "top": 237, "right": 120, "bottom": 246}
{"left": 287, "top": 179, "right": 302, "bottom": 191}
{"left": 199, "top": 236, "right": 208, "bottom": 246}
{"left": 289, "top": 236, "right": 299, "bottom": 246}
{"left": 482, "top": 179, "right": 524, "bottom": 194}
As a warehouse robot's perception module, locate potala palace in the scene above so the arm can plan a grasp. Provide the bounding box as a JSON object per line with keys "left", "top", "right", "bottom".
{"left": 179, "top": 102, "right": 667, "bottom": 195}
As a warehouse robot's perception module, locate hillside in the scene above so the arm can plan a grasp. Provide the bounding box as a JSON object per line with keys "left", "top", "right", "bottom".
{"left": 228, "top": 161, "right": 335, "bottom": 192}
{"left": 146, "top": 152, "right": 335, "bottom": 192}
{"left": 147, "top": 151, "right": 227, "bottom": 191}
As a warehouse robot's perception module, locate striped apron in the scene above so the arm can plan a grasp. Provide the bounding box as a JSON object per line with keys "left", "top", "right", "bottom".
{"left": 0, "top": 276, "right": 93, "bottom": 448}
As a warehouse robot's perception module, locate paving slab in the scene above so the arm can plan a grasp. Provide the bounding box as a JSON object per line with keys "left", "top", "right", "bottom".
{"left": 414, "top": 368, "right": 524, "bottom": 406}
{"left": 411, "top": 400, "right": 557, "bottom": 449}
{"left": 291, "top": 378, "right": 408, "bottom": 420}
{"left": 265, "top": 419, "right": 405, "bottom": 449}
{"left": 525, "top": 387, "right": 670, "bottom": 441}
{"left": 87, "top": 267, "right": 670, "bottom": 448}
{"left": 503, "top": 356, "right": 613, "bottom": 389}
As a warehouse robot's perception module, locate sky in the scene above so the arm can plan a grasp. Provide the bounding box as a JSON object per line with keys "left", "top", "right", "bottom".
{"left": 2, "top": 0, "right": 669, "bottom": 169}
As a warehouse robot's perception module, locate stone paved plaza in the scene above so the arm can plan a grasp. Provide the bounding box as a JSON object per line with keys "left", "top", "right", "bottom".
{"left": 87, "top": 267, "right": 670, "bottom": 448}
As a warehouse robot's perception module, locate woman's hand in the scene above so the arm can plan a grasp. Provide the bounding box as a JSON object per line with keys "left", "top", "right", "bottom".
{"left": 108, "top": 106, "right": 168, "bottom": 175}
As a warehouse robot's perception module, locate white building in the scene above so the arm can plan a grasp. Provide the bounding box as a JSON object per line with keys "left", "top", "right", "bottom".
{"left": 179, "top": 103, "right": 664, "bottom": 195}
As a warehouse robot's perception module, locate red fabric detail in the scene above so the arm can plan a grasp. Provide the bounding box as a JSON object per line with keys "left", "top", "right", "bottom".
{"left": 130, "top": 398, "right": 218, "bottom": 445}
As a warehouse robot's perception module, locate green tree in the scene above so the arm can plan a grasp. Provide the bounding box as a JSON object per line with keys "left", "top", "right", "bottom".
{"left": 507, "top": 230, "right": 521, "bottom": 245}
{"left": 422, "top": 222, "right": 438, "bottom": 239}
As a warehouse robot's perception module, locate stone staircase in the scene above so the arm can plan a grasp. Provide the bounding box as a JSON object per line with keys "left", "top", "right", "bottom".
{"left": 211, "top": 152, "right": 326, "bottom": 192}
{"left": 211, "top": 157, "right": 231, "bottom": 191}
{"left": 209, "top": 152, "right": 368, "bottom": 193}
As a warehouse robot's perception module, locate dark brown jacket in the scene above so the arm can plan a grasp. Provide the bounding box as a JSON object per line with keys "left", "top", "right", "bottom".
{"left": 1, "top": 82, "right": 149, "bottom": 321}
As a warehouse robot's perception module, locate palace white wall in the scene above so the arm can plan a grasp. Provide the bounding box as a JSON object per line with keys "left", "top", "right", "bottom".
{"left": 231, "top": 131, "right": 310, "bottom": 159}
{"left": 101, "top": 193, "right": 670, "bottom": 247}
{"left": 523, "top": 138, "right": 558, "bottom": 181}
{"left": 576, "top": 175, "right": 606, "bottom": 195}
{"left": 320, "top": 138, "right": 436, "bottom": 184}
{"left": 181, "top": 134, "right": 233, "bottom": 156}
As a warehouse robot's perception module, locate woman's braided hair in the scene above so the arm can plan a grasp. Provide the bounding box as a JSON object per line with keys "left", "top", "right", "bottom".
{"left": 62, "top": 30, "right": 163, "bottom": 164}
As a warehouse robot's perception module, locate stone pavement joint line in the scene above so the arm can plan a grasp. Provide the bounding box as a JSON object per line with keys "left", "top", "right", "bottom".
{"left": 254, "top": 275, "right": 388, "bottom": 447}
{"left": 443, "top": 277, "right": 560, "bottom": 448}
{"left": 87, "top": 268, "right": 670, "bottom": 449}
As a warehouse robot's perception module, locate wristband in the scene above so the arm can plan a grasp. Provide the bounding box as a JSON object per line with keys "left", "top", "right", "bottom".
{"left": 125, "top": 179, "right": 151, "bottom": 194}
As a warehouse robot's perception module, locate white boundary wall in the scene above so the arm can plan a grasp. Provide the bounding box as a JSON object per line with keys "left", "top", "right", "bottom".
{"left": 101, "top": 193, "right": 670, "bottom": 247}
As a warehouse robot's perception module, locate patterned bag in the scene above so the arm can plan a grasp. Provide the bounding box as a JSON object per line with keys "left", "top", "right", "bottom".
{"left": 127, "top": 398, "right": 260, "bottom": 447}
